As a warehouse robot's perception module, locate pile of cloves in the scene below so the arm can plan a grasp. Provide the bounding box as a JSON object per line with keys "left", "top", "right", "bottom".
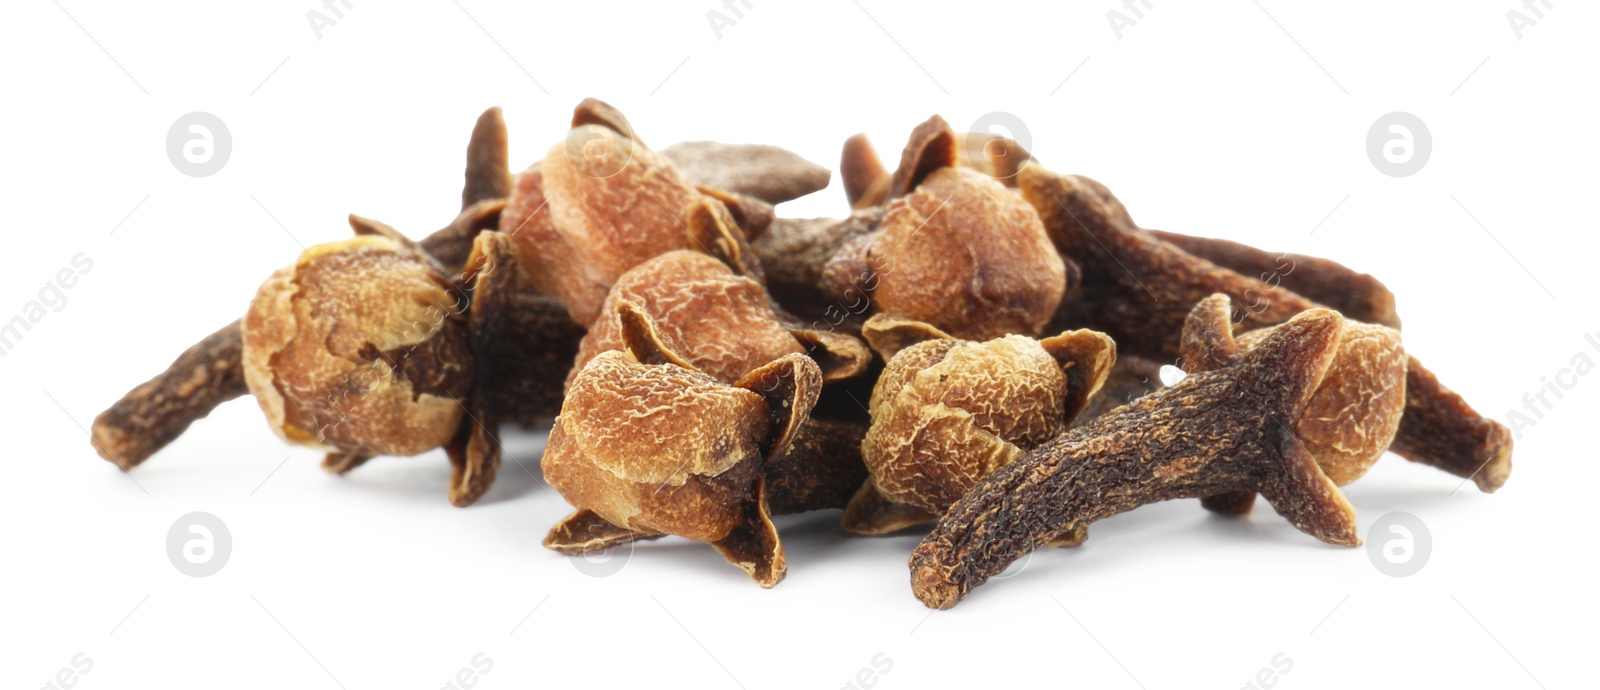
{"left": 92, "top": 100, "right": 1512, "bottom": 607}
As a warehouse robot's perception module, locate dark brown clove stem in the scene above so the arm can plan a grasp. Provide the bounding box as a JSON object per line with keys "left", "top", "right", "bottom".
{"left": 1146, "top": 229, "right": 1400, "bottom": 329}
{"left": 90, "top": 321, "right": 248, "bottom": 469}
{"left": 748, "top": 210, "right": 883, "bottom": 326}
{"left": 764, "top": 416, "right": 870, "bottom": 515}
{"left": 1388, "top": 357, "right": 1513, "bottom": 492}
{"left": 91, "top": 106, "right": 550, "bottom": 470}
{"left": 908, "top": 310, "right": 1359, "bottom": 609}
{"left": 475, "top": 292, "right": 583, "bottom": 428}
{"left": 753, "top": 116, "right": 1066, "bottom": 341}
{"left": 1020, "top": 166, "right": 1511, "bottom": 494}
{"left": 1068, "top": 354, "right": 1164, "bottom": 429}
{"left": 1025, "top": 168, "right": 1315, "bottom": 357}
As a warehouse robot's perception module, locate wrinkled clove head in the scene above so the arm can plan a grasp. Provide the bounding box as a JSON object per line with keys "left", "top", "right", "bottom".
{"left": 242, "top": 235, "right": 472, "bottom": 456}
{"left": 568, "top": 249, "right": 803, "bottom": 388}
{"left": 828, "top": 117, "right": 1064, "bottom": 341}
{"left": 845, "top": 315, "right": 1113, "bottom": 533}
{"left": 909, "top": 308, "right": 1359, "bottom": 608}
{"left": 544, "top": 305, "right": 822, "bottom": 586}
{"left": 1182, "top": 293, "right": 1407, "bottom": 485}
{"left": 544, "top": 348, "right": 771, "bottom": 542}
{"left": 568, "top": 197, "right": 869, "bottom": 389}
{"left": 500, "top": 99, "right": 705, "bottom": 326}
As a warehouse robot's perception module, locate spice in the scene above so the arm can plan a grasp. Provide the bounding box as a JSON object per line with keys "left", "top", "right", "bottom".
{"left": 1387, "top": 360, "right": 1514, "bottom": 493}
{"left": 567, "top": 208, "right": 870, "bottom": 389}
{"left": 753, "top": 116, "right": 1065, "bottom": 341}
{"left": 503, "top": 99, "right": 722, "bottom": 326}
{"left": 1147, "top": 229, "right": 1400, "bottom": 329}
{"left": 1180, "top": 293, "right": 1406, "bottom": 514}
{"left": 542, "top": 302, "right": 822, "bottom": 586}
{"left": 909, "top": 309, "right": 1360, "bottom": 609}
{"left": 89, "top": 321, "right": 247, "bottom": 470}
{"left": 91, "top": 106, "right": 540, "bottom": 470}
{"left": 662, "top": 140, "right": 831, "bottom": 205}
{"left": 239, "top": 224, "right": 548, "bottom": 507}
{"left": 843, "top": 314, "right": 1114, "bottom": 535}
{"left": 1020, "top": 164, "right": 1512, "bottom": 493}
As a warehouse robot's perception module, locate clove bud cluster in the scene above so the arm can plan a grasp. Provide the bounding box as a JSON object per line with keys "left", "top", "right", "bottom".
{"left": 92, "top": 100, "right": 1512, "bottom": 603}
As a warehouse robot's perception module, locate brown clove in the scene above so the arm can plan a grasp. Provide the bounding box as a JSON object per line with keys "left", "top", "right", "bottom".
{"left": 1019, "top": 165, "right": 1512, "bottom": 493}
{"left": 1147, "top": 229, "right": 1400, "bottom": 329}
{"left": 91, "top": 106, "right": 545, "bottom": 470}
{"left": 909, "top": 309, "right": 1360, "bottom": 609}
{"left": 542, "top": 303, "right": 822, "bottom": 587}
{"left": 565, "top": 196, "right": 868, "bottom": 390}
{"left": 753, "top": 116, "right": 1065, "bottom": 341}
{"left": 1180, "top": 294, "right": 1406, "bottom": 515}
{"left": 841, "top": 315, "right": 1114, "bottom": 535}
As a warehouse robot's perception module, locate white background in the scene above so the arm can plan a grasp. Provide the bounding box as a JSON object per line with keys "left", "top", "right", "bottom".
{"left": 2, "top": 1, "right": 1595, "bottom": 688}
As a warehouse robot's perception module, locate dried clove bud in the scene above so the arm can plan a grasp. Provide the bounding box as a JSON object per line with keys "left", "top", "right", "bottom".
{"left": 92, "top": 106, "right": 530, "bottom": 470}
{"left": 754, "top": 116, "right": 1065, "bottom": 341}
{"left": 572, "top": 190, "right": 868, "bottom": 384}
{"left": 542, "top": 303, "right": 822, "bottom": 587}
{"left": 242, "top": 234, "right": 473, "bottom": 458}
{"left": 240, "top": 222, "right": 534, "bottom": 506}
{"left": 842, "top": 315, "right": 1114, "bottom": 535}
{"left": 1180, "top": 294, "right": 1406, "bottom": 513}
{"left": 909, "top": 309, "right": 1360, "bottom": 609}
{"left": 661, "top": 140, "right": 831, "bottom": 205}
{"left": 501, "top": 99, "right": 723, "bottom": 326}
{"left": 1019, "top": 164, "right": 1512, "bottom": 493}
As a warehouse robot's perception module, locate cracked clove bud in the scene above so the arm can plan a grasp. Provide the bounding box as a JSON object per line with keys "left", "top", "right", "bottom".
{"left": 242, "top": 221, "right": 538, "bottom": 506}
{"left": 1019, "top": 164, "right": 1512, "bottom": 493}
{"left": 243, "top": 234, "right": 473, "bottom": 459}
{"left": 909, "top": 308, "right": 1360, "bottom": 609}
{"left": 754, "top": 116, "right": 1064, "bottom": 341}
{"left": 542, "top": 303, "right": 822, "bottom": 587}
{"left": 842, "top": 314, "right": 1114, "bottom": 535}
